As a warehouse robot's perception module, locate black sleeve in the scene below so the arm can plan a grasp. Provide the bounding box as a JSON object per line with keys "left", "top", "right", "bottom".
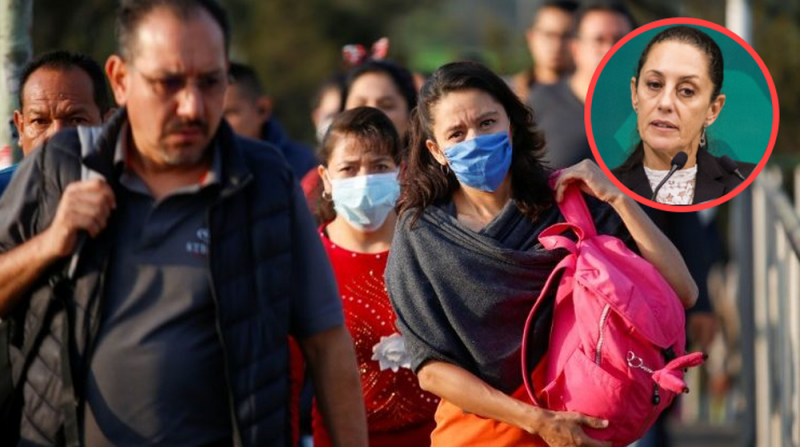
{"left": 656, "top": 211, "right": 716, "bottom": 314}
{"left": 583, "top": 194, "right": 640, "bottom": 255}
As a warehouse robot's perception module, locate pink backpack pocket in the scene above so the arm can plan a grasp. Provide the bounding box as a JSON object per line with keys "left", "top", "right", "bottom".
{"left": 521, "top": 180, "right": 704, "bottom": 446}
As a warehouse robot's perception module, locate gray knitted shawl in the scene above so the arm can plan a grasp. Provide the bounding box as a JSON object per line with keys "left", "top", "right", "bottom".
{"left": 386, "top": 197, "right": 634, "bottom": 393}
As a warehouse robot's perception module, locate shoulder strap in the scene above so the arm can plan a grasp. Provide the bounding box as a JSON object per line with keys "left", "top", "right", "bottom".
{"left": 521, "top": 252, "right": 576, "bottom": 407}
{"left": 549, "top": 172, "right": 597, "bottom": 238}
{"left": 77, "top": 125, "right": 106, "bottom": 182}
{"left": 68, "top": 126, "right": 106, "bottom": 280}
{"left": 56, "top": 286, "right": 80, "bottom": 447}
{"left": 557, "top": 187, "right": 597, "bottom": 238}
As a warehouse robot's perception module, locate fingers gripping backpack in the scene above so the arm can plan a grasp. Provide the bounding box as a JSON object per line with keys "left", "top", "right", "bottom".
{"left": 521, "top": 183, "right": 705, "bottom": 447}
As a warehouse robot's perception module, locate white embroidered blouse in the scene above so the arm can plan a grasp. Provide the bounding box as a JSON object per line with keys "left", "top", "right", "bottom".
{"left": 645, "top": 165, "right": 698, "bottom": 205}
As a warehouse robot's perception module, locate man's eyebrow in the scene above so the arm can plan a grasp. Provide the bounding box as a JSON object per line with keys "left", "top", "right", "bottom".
{"left": 24, "top": 106, "right": 49, "bottom": 115}
{"left": 146, "top": 68, "right": 226, "bottom": 78}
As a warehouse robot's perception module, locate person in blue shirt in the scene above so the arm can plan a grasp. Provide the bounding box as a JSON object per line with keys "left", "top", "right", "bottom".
{"left": 223, "top": 61, "right": 318, "bottom": 178}
{"left": 0, "top": 50, "right": 110, "bottom": 196}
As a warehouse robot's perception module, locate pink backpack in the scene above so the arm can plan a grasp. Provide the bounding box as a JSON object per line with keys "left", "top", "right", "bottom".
{"left": 521, "top": 181, "right": 705, "bottom": 447}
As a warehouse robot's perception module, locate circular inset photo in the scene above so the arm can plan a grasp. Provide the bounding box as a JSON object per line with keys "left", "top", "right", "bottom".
{"left": 586, "top": 18, "right": 779, "bottom": 212}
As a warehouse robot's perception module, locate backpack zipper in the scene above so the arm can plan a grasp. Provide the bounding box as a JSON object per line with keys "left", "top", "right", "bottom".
{"left": 638, "top": 382, "right": 661, "bottom": 439}
{"left": 595, "top": 304, "right": 612, "bottom": 365}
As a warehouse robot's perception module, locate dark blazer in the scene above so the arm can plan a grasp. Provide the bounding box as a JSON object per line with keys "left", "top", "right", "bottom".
{"left": 611, "top": 149, "right": 757, "bottom": 204}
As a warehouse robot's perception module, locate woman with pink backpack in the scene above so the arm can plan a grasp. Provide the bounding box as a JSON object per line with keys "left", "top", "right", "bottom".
{"left": 385, "top": 61, "right": 698, "bottom": 447}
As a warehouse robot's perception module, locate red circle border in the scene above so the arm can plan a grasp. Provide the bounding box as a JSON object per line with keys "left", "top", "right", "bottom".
{"left": 585, "top": 17, "right": 780, "bottom": 212}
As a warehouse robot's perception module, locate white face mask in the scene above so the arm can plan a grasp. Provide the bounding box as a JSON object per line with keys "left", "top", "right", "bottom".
{"left": 329, "top": 171, "right": 400, "bottom": 232}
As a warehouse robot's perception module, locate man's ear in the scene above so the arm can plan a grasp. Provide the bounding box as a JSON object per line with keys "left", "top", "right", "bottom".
{"left": 105, "top": 55, "right": 129, "bottom": 107}
{"left": 425, "top": 139, "right": 448, "bottom": 166}
{"left": 256, "top": 96, "right": 273, "bottom": 123}
{"left": 13, "top": 110, "right": 23, "bottom": 140}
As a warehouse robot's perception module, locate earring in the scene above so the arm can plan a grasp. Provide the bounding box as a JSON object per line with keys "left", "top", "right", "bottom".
{"left": 321, "top": 191, "right": 332, "bottom": 201}
{"left": 634, "top": 106, "right": 638, "bottom": 113}
{"left": 441, "top": 163, "right": 451, "bottom": 175}
{"left": 700, "top": 127, "right": 707, "bottom": 147}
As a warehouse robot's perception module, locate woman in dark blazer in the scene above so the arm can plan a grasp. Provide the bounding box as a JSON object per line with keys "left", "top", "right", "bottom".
{"left": 612, "top": 25, "right": 755, "bottom": 205}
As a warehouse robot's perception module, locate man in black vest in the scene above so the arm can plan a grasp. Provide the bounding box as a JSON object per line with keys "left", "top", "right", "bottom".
{"left": 0, "top": 1, "right": 367, "bottom": 446}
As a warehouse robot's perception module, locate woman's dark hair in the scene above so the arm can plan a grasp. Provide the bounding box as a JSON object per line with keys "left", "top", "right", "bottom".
{"left": 635, "top": 26, "right": 724, "bottom": 100}
{"left": 397, "top": 61, "right": 553, "bottom": 225}
{"left": 342, "top": 59, "right": 418, "bottom": 113}
{"left": 617, "top": 25, "right": 725, "bottom": 173}
{"left": 314, "top": 106, "right": 401, "bottom": 223}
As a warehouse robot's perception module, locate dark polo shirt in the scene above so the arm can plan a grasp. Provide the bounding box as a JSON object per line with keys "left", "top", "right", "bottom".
{"left": 83, "top": 125, "right": 232, "bottom": 446}
{"left": 529, "top": 79, "right": 594, "bottom": 170}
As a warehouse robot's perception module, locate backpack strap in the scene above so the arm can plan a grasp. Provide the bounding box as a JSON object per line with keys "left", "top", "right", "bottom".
{"left": 56, "top": 286, "right": 80, "bottom": 447}
{"left": 76, "top": 126, "right": 105, "bottom": 181}
{"left": 549, "top": 172, "right": 598, "bottom": 239}
{"left": 57, "top": 125, "right": 106, "bottom": 446}
{"left": 521, "top": 252, "right": 576, "bottom": 407}
{"left": 66, "top": 126, "right": 106, "bottom": 282}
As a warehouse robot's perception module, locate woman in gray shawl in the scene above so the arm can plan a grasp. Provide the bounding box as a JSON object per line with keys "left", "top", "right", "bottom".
{"left": 385, "top": 61, "right": 698, "bottom": 447}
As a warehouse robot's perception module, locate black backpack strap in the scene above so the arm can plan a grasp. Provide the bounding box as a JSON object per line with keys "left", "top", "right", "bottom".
{"left": 56, "top": 124, "right": 107, "bottom": 446}
{"left": 56, "top": 284, "right": 80, "bottom": 447}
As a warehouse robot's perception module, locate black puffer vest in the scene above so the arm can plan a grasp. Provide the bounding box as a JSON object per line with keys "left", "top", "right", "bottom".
{"left": 11, "top": 110, "right": 303, "bottom": 446}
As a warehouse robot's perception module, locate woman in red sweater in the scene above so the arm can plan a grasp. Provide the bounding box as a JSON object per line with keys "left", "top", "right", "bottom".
{"left": 312, "top": 107, "right": 438, "bottom": 446}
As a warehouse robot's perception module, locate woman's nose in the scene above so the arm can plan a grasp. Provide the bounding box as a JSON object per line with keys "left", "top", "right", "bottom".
{"left": 656, "top": 90, "right": 675, "bottom": 113}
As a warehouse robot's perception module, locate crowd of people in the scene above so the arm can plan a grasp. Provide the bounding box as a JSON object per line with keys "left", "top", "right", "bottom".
{"left": 0, "top": 0, "right": 731, "bottom": 446}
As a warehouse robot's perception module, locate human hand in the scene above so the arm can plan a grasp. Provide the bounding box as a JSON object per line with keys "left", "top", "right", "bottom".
{"left": 534, "top": 409, "right": 612, "bottom": 447}
{"left": 42, "top": 178, "right": 116, "bottom": 258}
{"left": 552, "top": 160, "right": 626, "bottom": 206}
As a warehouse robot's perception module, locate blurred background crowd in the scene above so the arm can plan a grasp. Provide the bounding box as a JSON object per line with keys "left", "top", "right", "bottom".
{"left": 0, "top": 1, "right": 797, "bottom": 446}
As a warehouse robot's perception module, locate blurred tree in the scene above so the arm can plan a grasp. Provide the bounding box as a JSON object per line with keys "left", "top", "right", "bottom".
{"left": 32, "top": 0, "right": 117, "bottom": 60}
{"left": 0, "top": 0, "right": 32, "bottom": 165}
{"left": 224, "top": 0, "right": 443, "bottom": 145}
{"left": 17, "top": 0, "right": 799, "bottom": 159}
{"left": 28, "top": 0, "right": 443, "bottom": 145}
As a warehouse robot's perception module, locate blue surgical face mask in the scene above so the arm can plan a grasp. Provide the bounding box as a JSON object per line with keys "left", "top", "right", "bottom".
{"left": 443, "top": 132, "right": 512, "bottom": 192}
{"left": 329, "top": 171, "right": 400, "bottom": 232}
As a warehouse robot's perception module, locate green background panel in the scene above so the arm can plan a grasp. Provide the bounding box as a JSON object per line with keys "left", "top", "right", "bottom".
{"left": 590, "top": 24, "right": 773, "bottom": 170}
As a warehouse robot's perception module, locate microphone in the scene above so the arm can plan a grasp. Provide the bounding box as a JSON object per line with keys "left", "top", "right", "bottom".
{"left": 719, "top": 155, "right": 747, "bottom": 181}
{"left": 651, "top": 151, "right": 688, "bottom": 202}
